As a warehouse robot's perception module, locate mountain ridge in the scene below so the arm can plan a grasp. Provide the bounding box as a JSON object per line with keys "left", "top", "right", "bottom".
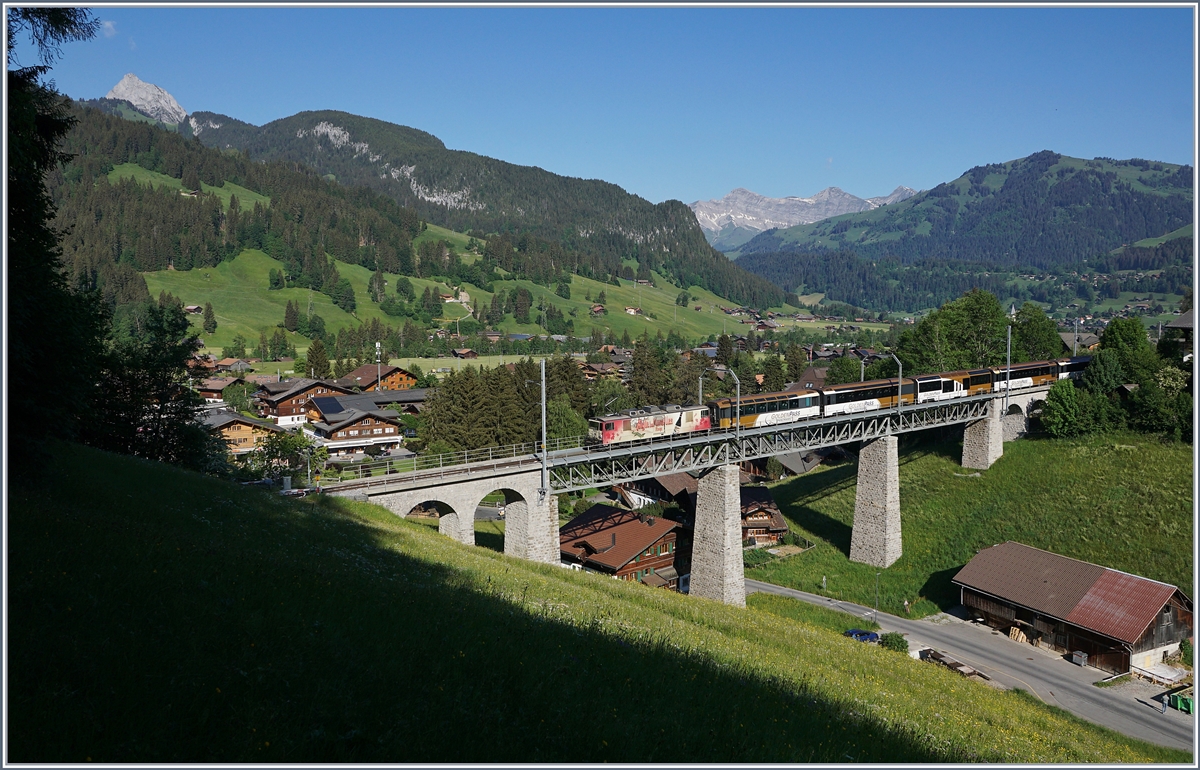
{"left": 690, "top": 185, "right": 917, "bottom": 252}
{"left": 105, "top": 73, "right": 186, "bottom": 125}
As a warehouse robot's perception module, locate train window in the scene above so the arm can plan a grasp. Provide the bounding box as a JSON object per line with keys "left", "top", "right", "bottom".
{"left": 720, "top": 407, "right": 731, "bottom": 420}
{"left": 701, "top": 408, "right": 709, "bottom": 417}
{"left": 788, "top": 398, "right": 800, "bottom": 409}
{"left": 768, "top": 401, "right": 779, "bottom": 412}
{"left": 920, "top": 381, "right": 940, "bottom": 392}
{"left": 604, "top": 422, "right": 614, "bottom": 431}
{"left": 943, "top": 380, "right": 956, "bottom": 393}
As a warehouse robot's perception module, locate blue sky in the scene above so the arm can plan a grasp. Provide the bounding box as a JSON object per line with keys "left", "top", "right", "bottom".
{"left": 9, "top": 5, "right": 1196, "bottom": 205}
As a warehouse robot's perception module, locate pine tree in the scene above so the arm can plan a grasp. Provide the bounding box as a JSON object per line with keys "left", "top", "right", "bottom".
{"left": 284, "top": 299, "right": 299, "bottom": 331}
{"left": 784, "top": 343, "right": 807, "bottom": 383}
{"left": 202, "top": 301, "right": 217, "bottom": 334}
{"left": 716, "top": 334, "right": 733, "bottom": 366}
{"left": 306, "top": 337, "right": 331, "bottom": 379}
{"left": 256, "top": 330, "right": 269, "bottom": 360}
{"left": 762, "top": 355, "right": 786, "bottom": 392}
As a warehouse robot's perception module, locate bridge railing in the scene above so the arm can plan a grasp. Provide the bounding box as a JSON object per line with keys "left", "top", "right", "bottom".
{"left": 321, "top": 434, "right": 588, "bottom": 485}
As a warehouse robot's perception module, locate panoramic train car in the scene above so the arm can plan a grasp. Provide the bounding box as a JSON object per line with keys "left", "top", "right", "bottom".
{"left": 991, "top": 359, "right": 1058, "bottom": 392}
{"left": 820, "top": 377, "right": 916, "bottom": 417}
{"left": 1056, "top": 355, "right": 1093, "bottom": 379}
{"left": 707, "top": 389, "right": 820, "bottom": 430}
{"left": 588, "top": 404, "right": 710, "bottom": 445}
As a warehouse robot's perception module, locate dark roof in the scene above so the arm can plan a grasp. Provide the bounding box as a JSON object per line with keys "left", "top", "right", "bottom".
{"left": 952, "top": 541, "right": 1187, "bottom": 645}
{"left": 256, "top": 378, "right": 351, "bottom": 403}
{"left": 310, "top": 408, "right": 402, "bottom": 433}
{"left": 1166, "top": 308, "right": 1193, "bottom": 330}
{"left": 1059, "top": 332, "right": 1101, "bottom": 350}
{"left": 657, "top": 472, "right": 699, "bottom": 498}
{"left": 560, "top": 504, "right": 677, "bottom": 572}
{"left": 344, "top": 364, "right": 415, "bottom": 388}
{"left": 201, "top": 411, "right": 282, "bottom": 432}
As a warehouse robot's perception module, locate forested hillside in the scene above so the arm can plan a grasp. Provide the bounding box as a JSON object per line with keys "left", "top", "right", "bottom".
{"left": 736, "top": 151, "right": 1192, "bottom": 269}
{"left": 737, "top": 235, "right": 1193, "bottom": 313}
{"left": 189, "top": 109, "right": 783, "bottom": 307}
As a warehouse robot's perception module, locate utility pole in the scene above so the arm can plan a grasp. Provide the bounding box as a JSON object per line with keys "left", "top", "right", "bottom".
{"left": 1073, "top": 317, "right": 1079, "bottom": 356}
{"left": 376, "top": 341, "right": 383, "bottom": 392}
{"left": 539, "top": 357, "right": 548, "bottom": 503}
{"left": 1005, "top": 324, "right": 1012, "bottom": 414}
{"left": 875, "top": 572, "right": 880, "bottom": 624}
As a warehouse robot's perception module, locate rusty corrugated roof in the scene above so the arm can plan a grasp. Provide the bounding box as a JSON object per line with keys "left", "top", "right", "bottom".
{"left": 953, "top": 541, "right": 1186, "bottom": 645}
{"left": 1066, "top": 570, "right": 1178, "bottom": 645}
{"left": 951, "top": 542, "right": 1105, "bottom": 620}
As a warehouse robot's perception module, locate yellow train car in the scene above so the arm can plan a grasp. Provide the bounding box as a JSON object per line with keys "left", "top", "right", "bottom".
{"left": 707, "top": 389, "right": 820, "bottom": 430}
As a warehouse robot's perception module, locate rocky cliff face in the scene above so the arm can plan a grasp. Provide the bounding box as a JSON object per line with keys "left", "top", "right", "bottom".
{"left": 105, "top": 73, "right": 186, "bottom": 125}
{"left": 690, "top": 185, "right": 917, "bottom": 251}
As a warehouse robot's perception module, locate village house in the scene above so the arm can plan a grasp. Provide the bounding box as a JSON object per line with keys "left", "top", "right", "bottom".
{"left": 559, "top": 504, "right": 683, "bottom": 590}
{"left": 195, "top": 376, "right": 246, "bottom": 403}
{"left": 215, "top": 357, "right": 254, "bottom": 374}
{"left": 343, "top": 363, "right": 418, "bottom": 392}
{"left": 253, "top": 378, "right": 353, "bottom": 426}
{"left": 952, "top": 541, "right": 1194, "bottom": 678}
{"left": 624, "top": 306, "right": 641, "bottom": 316}
{"left": 739, "top": 486, "right": 789, "bottom": 545}
{"left": 202, "top": 410, "right": 284, "bottom": 455}
{"left": 452, "top": 348, "right": 478, "bottom": 359}
{"left": 184, "top": 304, "right": 204, "bottom": 314}
{"left": 1059, "top": 332, "right": 1102, "bottom": 354}
{"left": 790, "top": 366, "right": 829, "bottom": 390}
{"left": 304, "top": 406, "right": 405, "bottom": 457}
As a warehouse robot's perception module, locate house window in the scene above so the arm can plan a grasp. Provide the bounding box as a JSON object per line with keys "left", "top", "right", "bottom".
{"left": 374, "top": 428, "right": 383, "bottom": 435}
{"left": 385, "top": 427, "right": 394, "bottom": 433}
{"left": 349, "top": 430, "right": 359, "bottom": 436}
{"left": 337, "top": 431, "right": 346, "bottom": 437}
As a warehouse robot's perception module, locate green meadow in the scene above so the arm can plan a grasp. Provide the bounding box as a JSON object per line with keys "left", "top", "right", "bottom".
{"left": 7, "top": 441, "right": 1188, "bottom": 763}
{"left": 749, "top": 431, "right": 1194, "bottom": 617}
{"left": 143, "top": 247, "right": 811, "bottom": 356}
{"left": 109, "top": 162, "right": 270, "bottom": 211}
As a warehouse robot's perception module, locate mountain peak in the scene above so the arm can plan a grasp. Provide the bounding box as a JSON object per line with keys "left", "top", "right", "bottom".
{"left": 105, "top": 73, "right": 186, "bottom": 125}
{"left": 689, "top": 184, "right": 917, "bottom": 251}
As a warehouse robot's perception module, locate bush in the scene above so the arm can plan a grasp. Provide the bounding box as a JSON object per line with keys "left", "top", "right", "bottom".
{"left": 1181, "top": 638, "right": 1193, "bottom": 668}
{"left": 879, "top": 632, "right": 909, "bottom": 654}
{"left": 1041, "top": 380, "right": 1082, "bottom": 438}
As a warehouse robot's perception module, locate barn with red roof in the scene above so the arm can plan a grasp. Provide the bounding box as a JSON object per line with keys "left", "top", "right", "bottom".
{"left": 952, "top": 541, "right": 1193, "bottom": 675}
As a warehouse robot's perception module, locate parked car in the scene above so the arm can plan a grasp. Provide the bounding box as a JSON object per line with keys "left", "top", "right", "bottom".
{"left": 843, "top": 629, "right": 880, "bottom": 643}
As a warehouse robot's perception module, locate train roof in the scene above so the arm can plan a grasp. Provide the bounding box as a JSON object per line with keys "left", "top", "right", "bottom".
{"left": 708, "top": 388, "right": 818, "bottom": 404}
{"left": 594, "top": 403, "right": 705, "bottom": 420}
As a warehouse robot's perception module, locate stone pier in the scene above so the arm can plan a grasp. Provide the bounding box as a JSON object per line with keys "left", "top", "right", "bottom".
{"left": 689, "top": 464, "right": 746, "bottom": 607}
{"left": 962, "top": 401, "right": 1004, "bottom": 469}
{"left": 849, "top": 435, "right": 902, "bottom": 568}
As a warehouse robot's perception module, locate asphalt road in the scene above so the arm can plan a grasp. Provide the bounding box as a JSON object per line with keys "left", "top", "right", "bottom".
{"left": 746, "top": 578, "right": 1195, "bottom": 754}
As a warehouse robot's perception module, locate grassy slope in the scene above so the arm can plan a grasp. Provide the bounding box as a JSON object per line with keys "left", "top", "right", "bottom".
{"left": 750, "top": 431, "right": 1194, "bottom": 617}
{"left": 7, "top": 442, "right": 1187, "bottom": 763}
{"left": 110, "top": 162, "right": 269, "bottom": 212}
{"left": 143, "top": 250, "right": 461, "bottom": 355}
{"left": 144, "top": 247, "right": 818, "bottom": 356}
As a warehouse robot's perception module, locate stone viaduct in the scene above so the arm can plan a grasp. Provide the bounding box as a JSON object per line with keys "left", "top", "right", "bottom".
{"left": 334, "top": 389, "right": 1046, "bottom": 607}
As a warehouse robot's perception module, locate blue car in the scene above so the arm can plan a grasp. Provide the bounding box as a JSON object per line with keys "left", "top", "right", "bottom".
{"left": 843, "top": 629, "right": 880, "bottom": 643}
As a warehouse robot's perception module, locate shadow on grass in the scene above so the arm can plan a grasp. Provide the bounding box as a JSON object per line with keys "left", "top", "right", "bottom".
{"left": 8, "top": 444, "right": 982, "bottom": 764}
{"left": 771, "top": 463, "right": 856, "bottom": 556}
{"left": 473, "top": 521, "right": 505, "bottom": 553}
{"left": 919, "top": 565, "right": 965, "bottom": 612}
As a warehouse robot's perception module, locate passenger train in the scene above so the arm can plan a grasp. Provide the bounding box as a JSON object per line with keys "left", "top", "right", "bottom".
{"left": 587, "top": 356, "right": 1090, "bottom": 446}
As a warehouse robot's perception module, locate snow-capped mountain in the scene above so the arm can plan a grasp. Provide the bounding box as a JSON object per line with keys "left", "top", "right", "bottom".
{"left": 690, "top": 185, "right": 917, "bottom": 252}
{"left": 105, "top": 73, "right": 186, "bottom": 125}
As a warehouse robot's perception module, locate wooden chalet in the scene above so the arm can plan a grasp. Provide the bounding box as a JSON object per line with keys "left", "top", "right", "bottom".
{"left": 202, "top": 410, "right": 283, "bottom": 455}
{"left": 452, "top": 348, "right": 478, "bottom": 359}
{"left": 304, "top": 407, "right": 404, "bottom": 456}
{"left": 952, "top": 541, "right": 1194, "bottom": 675}
{"left": 196, "top": 376, "right": 245, "bottom": 403}
{"left": 216, "top": 357, "right": 254, "bottom": 373}
{"left": 252, "top": 378, "right": 353, "bottom": 427}
{"left": 343, "top": 363, "right": 417, "bottom": 392}
{"left": 560, "top": 505, "right": 682, "bottom": 590}
{"left": 739, "top": 486, "right": 789, "bottom": 545}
